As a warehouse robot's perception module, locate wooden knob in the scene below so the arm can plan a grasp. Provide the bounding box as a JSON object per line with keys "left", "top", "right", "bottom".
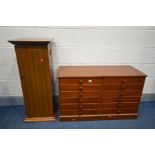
{"left": 122, "top": 79, "right": 127, "bottom": 83}
{"left": 78, "top": 111, "right": 82, "bottom": 115}
{"left": 79, "top": 105, "right": 83, "bottom": 109}
{"left": 80, "top": 80, "right": 83, "bottom": 84}
{"left": 79, "top": 94, "right": 83, "bottom": 97}
{"left": 118, "top": 110, "right": 121, "bottom": 113}
{"left": 121, "top": 85, "right": 126, "bottom": 89}
{"left": 79, "top": 99, "right": 83, "bottom": 103}
{"left": 120, "top": 92, "right": 124, "bottom": 96}
{"left": 118, "top": 104, "right": 122, "bottom": 107}
{"left": 40, "top": 58, "right": 44, "bottom": 62}
{"left": 79, "top": 86, "right": 83, "bottom": 90}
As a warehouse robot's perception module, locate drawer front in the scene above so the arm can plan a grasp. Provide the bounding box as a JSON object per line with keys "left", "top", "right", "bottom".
{"left": 60, "top": 91, "right": 100, "bottom": 98}
{"left": 102, "top": 90, "right": 142, "bottom": 97}
{"left": 60, "top": 97, "right": 100, "bottom": 104}
{"left": 101, "top": 108, "right": 138, "bottom": 114}
{"left": 101, "top": 102, "right": 139, "bottom": 108}
{"left": 60, "top": 84, "right": 101, "bottom": 91}
{"left": 59, "top": 78, "right": 102, "bottom": 84}
{"left": 104, "top": 77, "right": 145, "bottom": 84}
{"left": 60, "top": 110, "right": 78, "bottom": 116}
{"left": 102, "top": 96, "right": 141, "bottom": 102}
{"left": 60, "top": 109, "right": 100, "bottom": 116}
{"left": 61, "top": 103, "right": 100, "bottom": 110}
{"left": 103, "top": 83, "right": 144, "bottom": 91}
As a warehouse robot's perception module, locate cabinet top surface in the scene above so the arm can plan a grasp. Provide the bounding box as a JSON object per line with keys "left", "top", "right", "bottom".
{"left": 57, "top": 66, "right": 146, "bottom": 78}
{"left": 8, "top": 38, "right": 53, "bottom": 45}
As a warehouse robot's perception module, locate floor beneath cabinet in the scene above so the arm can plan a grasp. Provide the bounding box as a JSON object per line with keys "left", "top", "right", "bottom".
{"left": 0, "top": 101, "right": 155, "bottom": 129}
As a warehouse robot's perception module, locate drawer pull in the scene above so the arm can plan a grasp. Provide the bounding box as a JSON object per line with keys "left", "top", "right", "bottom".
{"left": 78, "top": 111, "right": 82, "bottom": 115}
{"left": 118, "top": 110, "right": 122, "bottom": 113}
{"left": 40, "top": 58, "right": 44, "bottom": 62}
{"left": 80, "top": 80, "right": 83, "bottom": 84}
{"left": 120, "top": 92, "right": 124, "bottom": 96}
{"left": 79, "top": 94, "right": 83, "bottom": 97}
{"left": 121, "top": 85, "right": 126, "bottom": 89}
{"left": 79, "top": 86, "right": 83, "bottom": 90}
{"left": 118, "top": 104, "right": 122, "bottom": 107}
{"left": 79, "top": 99, "right": 83, "bottom": 103}
{"left": 79, "top": 105, "right": 83, "bottom": 109}
{"left": 119, "top": 98, "right": 123, "bottom": 102}
{"left": 122, "top": 79, "right": 127, "bottom": 83}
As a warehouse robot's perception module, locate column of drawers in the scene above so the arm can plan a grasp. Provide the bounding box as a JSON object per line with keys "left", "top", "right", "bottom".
{"left": 59, "top": 78, "right": 102, "bottom": 120}
{"left": 101, "top": 77, "right": 145, "bottom": 115}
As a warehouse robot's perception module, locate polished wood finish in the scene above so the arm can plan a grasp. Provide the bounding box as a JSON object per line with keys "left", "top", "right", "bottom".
{"left": 58, "top": 66, "right": 146, "bottom": 121}
{"left": 9, "top": 38, "right": 56, "bottom": 122}
{"left": 58, "top": 66, "right": 146, "bottom": 77}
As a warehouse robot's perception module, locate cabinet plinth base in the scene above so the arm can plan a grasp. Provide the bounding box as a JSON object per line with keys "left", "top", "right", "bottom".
{"left": 60, "top": 114, "right": 138, "bottom": 122}
{"left": 24, "top": 115, "right": 56, "bottom": 123}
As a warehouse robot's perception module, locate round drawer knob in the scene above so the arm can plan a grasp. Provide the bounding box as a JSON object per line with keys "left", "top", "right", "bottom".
{"left": 118, "top": 110, "right": 122, "bottom": 113}
{"left": 118, "top": 104, "right": 122, "bottom": 107}
{"left": 122, "top": 79, "right": 127, "bottom": 83}
{"left": 40, "top": 58, "right": 44, "bottom": 62}
{"left": 78, "top": 111, "right": 82, "bottom": 115}
{"left": 79, "top": 105, "right": 83, "bottom": 109}
{"left": 79, "top": 99, "right": 83, "bottom": 103}
{"left": 79, "top": 86, "right": 83, "bottom": 90}
{"left": 80, "top": 80, "right": 83, "bottom": 84}
{"left": 79, "top": 94, "right": 83, "bottom": 97}
{"left": 121, "top": 85, "right": 126, "bottom": 89}
{"left": 120, "top": 92, "right": 124, "bottom": 96}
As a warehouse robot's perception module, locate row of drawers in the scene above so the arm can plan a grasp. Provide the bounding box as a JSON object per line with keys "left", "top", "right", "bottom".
{"left": 59, "top": 77, "right": 144, "bottom": 85}
{"left": 60, "top": 83, "right": 143, "bottom": 91}
{"left": 60, "top": 108, "right": 138, "bottom": 116}
{"left": 60, "top": 90, "right": 142, "bottom": 98}
{"left": 61, "top": 102, "right": 139, "bottom": 110}
{"left": 60, "top": 96, "right": 141, "bottom": 103}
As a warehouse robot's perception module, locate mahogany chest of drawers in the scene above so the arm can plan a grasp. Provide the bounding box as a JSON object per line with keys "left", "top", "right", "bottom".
{"left": 58, "top": 66, "right": 146, "bottom": 121}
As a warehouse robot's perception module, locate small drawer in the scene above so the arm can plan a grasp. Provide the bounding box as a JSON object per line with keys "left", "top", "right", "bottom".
{"left": 59, "top": 78, "right": 102, "bottom": 85}
{"left": 61, "top": 103, "right": 100, "bottom": 110}
{"left": 60, "top": 110, "right": 78, "bottom": 116}
{"left": 60, "top": 104, "right": 78, "bottom": 110}
{"left": 101, "top": 108, "right": 138, "bottom": 114}
{"left": 60, "top": 109, "right": 100, "bottom": 116}
{"left": 60, "top": 84, "right": 101, "bottom": 91}
{"left": 102, "top": 90, "right": 142, "bottom": 97}
{"left": 60, "top": 97, "right": 100, "bottom": 104}
{"left": 60, "top": 90, "right": 101, "bottom": 98}
{"left": 103, "top": 83, "right": 144, "bottom": 91}
{"left": 79, "top": 109, "right": 100, "bottom": 115}
{"left": 102, "top": 96, "right": 141, "bottom": 103}
{"left": 118, "top": 108, "right": 138, "bottom": 114}
{"left": 101, "top": 102, "right": 139, "bottom": 108}
{"left": 104, "top": 77, "right": 145, "bottom": 84}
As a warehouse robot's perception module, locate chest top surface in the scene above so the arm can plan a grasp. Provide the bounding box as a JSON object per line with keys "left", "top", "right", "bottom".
{"left": 57, "top": 66, "right": 146, "bottom": 78}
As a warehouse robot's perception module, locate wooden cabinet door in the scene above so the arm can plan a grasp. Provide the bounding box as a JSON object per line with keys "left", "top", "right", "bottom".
{"left": 15, "top": 46, "right": 53, "bottom": 118}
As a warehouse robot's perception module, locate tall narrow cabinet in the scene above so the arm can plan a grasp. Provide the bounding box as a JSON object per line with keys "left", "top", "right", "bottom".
{"left": 9, "top": 38, "right": 56, "bottom": 122}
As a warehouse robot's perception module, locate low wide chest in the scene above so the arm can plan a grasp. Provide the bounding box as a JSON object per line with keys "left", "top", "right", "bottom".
{"left": 58, "top": 66, "right": 146, "bottom": 121}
